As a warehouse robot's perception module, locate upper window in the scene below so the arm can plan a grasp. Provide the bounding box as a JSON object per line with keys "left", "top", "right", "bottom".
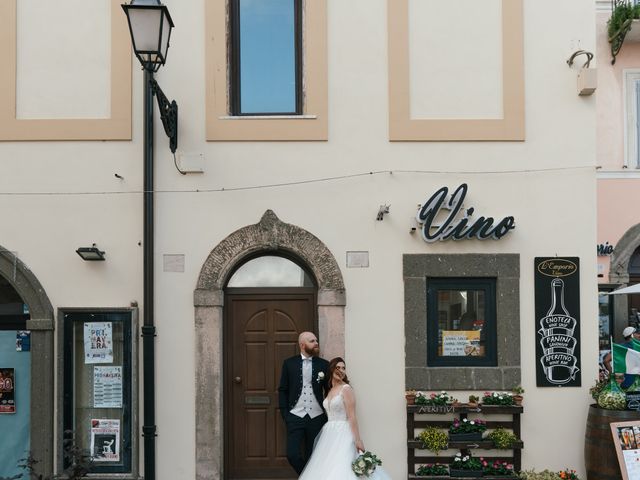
{"left": 230, "top": 0, "right": 302, "bottom": 115}
{"left": 205, "top": 0, "right": 327, "bottom": 140}
{"left": 426, "top": 278, "right": 497, "bottom": 367}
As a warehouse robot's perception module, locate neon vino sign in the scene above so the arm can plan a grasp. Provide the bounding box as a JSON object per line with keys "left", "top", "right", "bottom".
{"left": 417, "top": 184, "right": 515, "bottom": 242}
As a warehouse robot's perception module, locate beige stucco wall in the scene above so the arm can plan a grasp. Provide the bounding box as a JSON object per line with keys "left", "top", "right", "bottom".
{"left": 0, "top": 0, "right": 598, "bottom": 478}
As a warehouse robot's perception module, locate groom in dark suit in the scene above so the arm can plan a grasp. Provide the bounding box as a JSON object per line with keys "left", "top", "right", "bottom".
{"left": 278, "top": 331, "right": 329, "bottom": 474}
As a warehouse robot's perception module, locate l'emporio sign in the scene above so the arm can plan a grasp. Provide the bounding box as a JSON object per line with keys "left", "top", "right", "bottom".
{"left": 417, "top": 184, "right": 515, "bottom": 242}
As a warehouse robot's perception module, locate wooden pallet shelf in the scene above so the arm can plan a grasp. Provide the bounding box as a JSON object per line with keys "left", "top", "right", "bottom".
{"left": 407, "top": 404, "right": 523, "bottom": 479}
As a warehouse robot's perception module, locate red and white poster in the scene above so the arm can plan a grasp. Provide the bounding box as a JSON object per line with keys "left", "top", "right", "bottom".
{"left": 90, "top": 419, "right": 120, "bottom": 462}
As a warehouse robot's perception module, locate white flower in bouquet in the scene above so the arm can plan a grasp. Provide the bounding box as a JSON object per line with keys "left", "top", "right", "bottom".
{"left": 351, "top": 451, "right": 383, "bottom": 478}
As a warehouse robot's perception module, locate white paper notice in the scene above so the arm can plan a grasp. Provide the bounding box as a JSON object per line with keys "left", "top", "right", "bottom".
{"left": 84, "top": 322, "right": 113, "bottom": 364}
{"left": 90, "top": 419, "right": 120, "bottom": 462}
{"left": 94, "top": 366, "right": 123, "bottom": 408}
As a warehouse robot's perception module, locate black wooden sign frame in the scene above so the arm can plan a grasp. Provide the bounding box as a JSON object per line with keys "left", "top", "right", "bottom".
{"left": 534, "top": 257, "right": 581, "bottom": 387}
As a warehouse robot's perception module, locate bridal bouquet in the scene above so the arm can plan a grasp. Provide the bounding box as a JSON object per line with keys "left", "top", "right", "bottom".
{"left": 351, "top": 451, "right": 383, "bottom": 477}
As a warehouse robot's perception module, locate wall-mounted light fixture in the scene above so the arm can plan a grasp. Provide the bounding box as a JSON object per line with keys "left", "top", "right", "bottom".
{"left": 566, "top": 50, "right": 596, "bottom": 96}
{"left": 76, "top": 244, "right": 106, "bottom": 261}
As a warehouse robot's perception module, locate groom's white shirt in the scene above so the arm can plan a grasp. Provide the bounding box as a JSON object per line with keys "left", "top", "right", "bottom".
{"left": 290, "top": 353, "right": 324, "bottom": 419}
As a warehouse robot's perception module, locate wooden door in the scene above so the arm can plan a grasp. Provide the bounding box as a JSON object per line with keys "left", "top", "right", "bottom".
{"left": 225, "top": 289, "right": 315, "bottom": 479}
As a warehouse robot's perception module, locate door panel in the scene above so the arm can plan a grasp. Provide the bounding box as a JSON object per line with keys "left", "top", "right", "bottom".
{"left": 226, "top": 292, "right": 314, "bottom": 479}
{"left": 0, "top": 330, "right": 31, "bottom": 478}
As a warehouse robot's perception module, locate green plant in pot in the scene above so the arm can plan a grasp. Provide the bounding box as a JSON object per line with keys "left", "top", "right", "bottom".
{"left": 608, "top": 0, "right": 640, "bottom": 62}
{"left": 450, "top": 453, "right": 483, "bottom": 477}
{"left": 467, "top": 394, "right": 480, "bottom": 408}
{"left": 417, "top": 426, "right": 448, "bottom": 455}
{"left": 448, "top": 418, "right": 487, "bottom": 441}
{"left": 487, "top": 427, "right": 518, "bottom": 449}
{"left": 415, "top": 463, "right": 448, "bottom": 476}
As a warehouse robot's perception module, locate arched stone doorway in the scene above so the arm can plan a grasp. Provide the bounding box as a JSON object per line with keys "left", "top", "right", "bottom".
{"left": 0, "top": 247, "right": 54, "bottom": 477}
{"left": 194, "top": 211, "right": 345, "bottom": 480}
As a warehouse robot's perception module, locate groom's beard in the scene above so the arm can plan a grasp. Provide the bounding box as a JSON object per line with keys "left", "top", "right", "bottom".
{"left": 304, "top": 345, "right": 320, "bottom": 357}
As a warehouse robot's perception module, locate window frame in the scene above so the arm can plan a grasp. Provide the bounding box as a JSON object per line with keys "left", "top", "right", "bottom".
{"left": 426, "top": 277, "right": 497, "bottom": 367}
{"left": 403, "top": 254, "right": 520, "bottom": 391}
{"left": 229, "top": 0, "right": 303, "bottom": 116}
{"left": 58, "top": 308, "right": 139, "bottom": 479}
{"left": 205, "top": 0, "right": 327, "bottom": 140}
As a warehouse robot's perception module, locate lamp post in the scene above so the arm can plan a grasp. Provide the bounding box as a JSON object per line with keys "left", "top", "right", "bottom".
{"left": 121, "top": 2, "right": 178, "bottom": 479}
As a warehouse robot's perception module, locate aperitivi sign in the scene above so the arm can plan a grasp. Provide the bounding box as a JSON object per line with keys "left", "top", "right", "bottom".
{"left": 417, "top": 184, "right": 515, "bottom": 242}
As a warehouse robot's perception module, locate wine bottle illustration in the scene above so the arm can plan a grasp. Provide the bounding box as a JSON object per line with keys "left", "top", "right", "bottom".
{"left": 539, "top": 278, "right": 578, "bottom": 384}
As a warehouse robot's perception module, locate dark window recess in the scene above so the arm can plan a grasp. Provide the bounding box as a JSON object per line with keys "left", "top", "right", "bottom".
{"left": 426, "top": 278, "right": 497, "bottom": 367}
{"left": 63, "top": 311, "right": 132, "bottom": 474}
{"left": 229, "top": 0, "right": 302, "bottom": 115}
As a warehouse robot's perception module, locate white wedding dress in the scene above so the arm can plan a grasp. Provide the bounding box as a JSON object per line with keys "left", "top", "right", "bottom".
{"left": 298, "top": 384, "right": 391, "bottom": 480}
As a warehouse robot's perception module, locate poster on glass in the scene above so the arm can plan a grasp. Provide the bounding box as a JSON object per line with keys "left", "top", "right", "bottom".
{"left": 0, "top": 368, "right": 15, "bottom": 414}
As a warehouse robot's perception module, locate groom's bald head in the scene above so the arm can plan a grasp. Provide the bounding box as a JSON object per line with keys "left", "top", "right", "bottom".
{"left": 299, "top": 331, "right": 320, "bottom": 356}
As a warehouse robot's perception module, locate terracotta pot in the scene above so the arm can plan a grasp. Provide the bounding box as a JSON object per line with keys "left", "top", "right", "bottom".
{"left": 406, "top": 394, "right": 416, "bottom": 405}
{"left": 513, "top": 395, "right": 523, "bottom": 405}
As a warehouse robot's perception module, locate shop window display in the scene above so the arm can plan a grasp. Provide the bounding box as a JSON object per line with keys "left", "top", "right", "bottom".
{"left": 62, "top": 311, "right": 136, "bottom": 475}
{"left": 427, "top": 278, "right": 497, "bottom": 367}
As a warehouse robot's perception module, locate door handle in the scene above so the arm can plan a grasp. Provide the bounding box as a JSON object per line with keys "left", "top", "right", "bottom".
{"left": 234, "top": 376, "right": 242, "bottom": 384}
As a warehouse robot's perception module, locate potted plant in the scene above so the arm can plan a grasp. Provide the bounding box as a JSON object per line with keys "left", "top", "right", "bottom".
{"left": 482, "top": 391, "right": 515, "bottom": 406}
{"left": 415, "top": 463, "right": 448, "bottom": 476}
{"left": 558, "top": 469, "right": 580, "bottom": 480}
{"left": 487, "top": 427, "right": 518, "bottom": 449}
{"left": 417, "top": 426, "right": 448, "bottom": 455}
{"left": 406, "top": 389, "right": 417, "bottom": 405}
{"left": 467, "top": 394, "right": 480, "bottom": 408}
{"left": 448, "top": 418, "right": 487, "bottom": 441}
{"left": 482, "top": 459, "right": 515, "bottom": 477}
{"left": 416, "top": 391, "right": 453, "bottom": 406}
{"left": 608, "top": 0, "right": 640, "bottom": 63}
{"left": 520, "top": 470, "right": 569, "bottom": 480}
{"left": 449, "top": 453, "right": 483, "bottom": 478}
{"left": 511, "top": 386, "right": 524, "bottom": 405}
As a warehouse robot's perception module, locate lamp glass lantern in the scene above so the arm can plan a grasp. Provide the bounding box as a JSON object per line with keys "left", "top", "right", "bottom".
{"left": 122, "top": 0, "right": 174, "bottom": 72}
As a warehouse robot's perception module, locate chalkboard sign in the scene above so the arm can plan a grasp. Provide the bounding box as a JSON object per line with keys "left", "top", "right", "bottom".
{"left": 626, "top": 393, "right": 640, "bottom": 411}
{"left": 534, "top": 257, "right": 581, "bottom": 387}
{"left": 611, "top": 420, "right": 640, "bottom": 480}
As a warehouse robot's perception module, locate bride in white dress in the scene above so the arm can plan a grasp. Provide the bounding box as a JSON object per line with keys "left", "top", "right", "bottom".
{"left": 299, "top": 357, "right": 391, "bottom": 480}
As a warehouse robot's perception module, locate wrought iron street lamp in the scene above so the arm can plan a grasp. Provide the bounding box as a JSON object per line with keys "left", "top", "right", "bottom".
{"left": 121, "top": 2, "right": 179, "bottom": 479}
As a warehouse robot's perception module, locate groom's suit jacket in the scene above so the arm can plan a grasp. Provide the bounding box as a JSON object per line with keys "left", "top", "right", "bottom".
{"left": 278, "top": 355, "right": 329, "bottom": 418}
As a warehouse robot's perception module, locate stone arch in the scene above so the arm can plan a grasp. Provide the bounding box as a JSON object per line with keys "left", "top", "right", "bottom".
{"left": 609, "top": 223, "right": 640, "bottom": 284}
{"left": 193, "top": 211, "right": 345, "bottom": 480}
{"left": 0, "top": 248, "right": 54, "bottom": 477}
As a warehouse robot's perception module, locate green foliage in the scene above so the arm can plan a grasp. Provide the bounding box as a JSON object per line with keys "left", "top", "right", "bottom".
{"left": 482, "top": 391, "right": 516, "bottom": 406}
{"left": 483, "top": 460, "right": 515, "bottom": 476}
{"left": 608, "top": 2, "right": 640, "bottom": 38}
{"left": 0, "top": 431, "right": 92, "bottom": 480}
{"left": 417, "top": 426, "right": 448, "bottom": 455}
{"left": 519, "top": 470, "right": 561, "bottom": 480}
{"left": 487, "top": 427, "right": 518, "bottom": 449}
{"left": 416, "top": 463, "right": 449, "bottom": 476}
{"left": 449, "top": 418, "right": 487, "bottom": 434}
{"left": 511, "top": 385, "right": 525, "bottom": 395}
{"left": 416, "top": 391, "right": 453, "bottom": 406}
{"left": 451, "top": 453, "right": 482, "bottom": 471}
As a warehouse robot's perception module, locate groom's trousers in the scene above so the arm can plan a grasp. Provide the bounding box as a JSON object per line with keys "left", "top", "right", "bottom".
{"left": 284, "top": 413, "right": 327, "bottom": 474}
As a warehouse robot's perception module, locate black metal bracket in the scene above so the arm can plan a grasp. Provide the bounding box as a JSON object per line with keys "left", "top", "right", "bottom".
{"left": 150, "top": 78, "right": 178, "bottom": 154}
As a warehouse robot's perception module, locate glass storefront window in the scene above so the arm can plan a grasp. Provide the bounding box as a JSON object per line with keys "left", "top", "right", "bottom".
{"left": 427, "top": 278, "right": 497, "bottom": 367}
{"left": 62, "top": 311, "right": 136, "bottom": 475}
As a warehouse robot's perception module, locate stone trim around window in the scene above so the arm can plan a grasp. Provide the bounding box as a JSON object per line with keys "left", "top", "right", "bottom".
{"left": 404, "top": 253, "right": 520, "bottom": 390}
{"left": 388, "top": 0, "right": 524, "bottom": 141}
{"left": 205, "top": 0, "right": 328, "bottom": 141}
{"left": 0, "top": 0, "right": 131, "bottom": 141}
